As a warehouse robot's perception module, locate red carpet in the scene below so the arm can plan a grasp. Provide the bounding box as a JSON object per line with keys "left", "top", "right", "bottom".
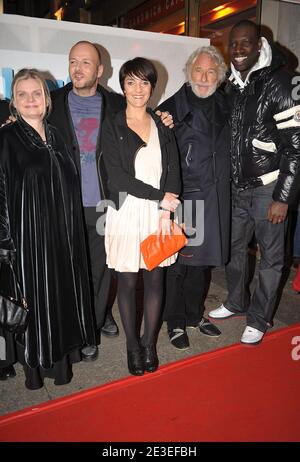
{"left": 1, "top": 324, "right": 300, "bottom": 442}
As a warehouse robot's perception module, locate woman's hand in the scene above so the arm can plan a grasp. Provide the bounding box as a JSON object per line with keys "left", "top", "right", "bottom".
{"left": 160, "top": 192, "right": 180, "bottom": 212}
{"left": 157, "top": 210, "right": 172, "bottom": 241}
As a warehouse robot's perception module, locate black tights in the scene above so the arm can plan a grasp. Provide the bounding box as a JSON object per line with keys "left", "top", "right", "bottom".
{"left": 117, "top": 268, "right": 164, "bottom": 351}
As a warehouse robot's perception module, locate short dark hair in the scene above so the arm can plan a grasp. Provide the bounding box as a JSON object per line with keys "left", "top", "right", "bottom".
{"left": 119, "top": 57, "right": 157, "bottom": 94}
{"left": 231, "top": 20, "right": 260, "bottom": 38}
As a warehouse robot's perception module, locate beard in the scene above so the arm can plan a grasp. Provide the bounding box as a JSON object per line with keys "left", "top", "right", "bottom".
{"left": 189, "top": 81, "right": 217, "bottom": 99}
{"left": 71, "top": 74, "right": 98, "bottom": 91}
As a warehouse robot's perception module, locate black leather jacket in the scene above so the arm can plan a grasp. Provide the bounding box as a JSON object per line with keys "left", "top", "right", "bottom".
{"left": 227, "top": 46, "right": 300, "bottom": 204}
{"left": 102, "top": 109, "right": 181, "bottom": 209}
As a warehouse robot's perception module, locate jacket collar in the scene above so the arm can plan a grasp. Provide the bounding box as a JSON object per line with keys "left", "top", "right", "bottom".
{"left": 16, "top": 116, "right": 53, "bottom": 149}
{"left": 115, "top": 108, "right": 171, "bottom": 147}
{"left": 175, "top": 84, "right": 193, "bottom": 122}
{"left": 174, "top": 83, "right": 228, "bottom": 129}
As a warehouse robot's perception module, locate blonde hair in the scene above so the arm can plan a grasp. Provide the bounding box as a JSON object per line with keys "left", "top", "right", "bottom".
{"left": 185, "top": 46, "right": 227, "bottom": 86}
{"left": 9, "top": 68, "right": 52, "bottom": 119}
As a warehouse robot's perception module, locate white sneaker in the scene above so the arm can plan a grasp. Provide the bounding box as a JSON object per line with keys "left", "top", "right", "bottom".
{"left": 208, "top": 304, "right": 237, "bottom": 319}
{"left": 240, "top": 326, "right": 264, "bottom": 345}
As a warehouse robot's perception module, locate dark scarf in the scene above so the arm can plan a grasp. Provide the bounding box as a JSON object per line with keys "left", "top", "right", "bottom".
{"left": 186, "top": 84, "right": 215, "bottom": 123}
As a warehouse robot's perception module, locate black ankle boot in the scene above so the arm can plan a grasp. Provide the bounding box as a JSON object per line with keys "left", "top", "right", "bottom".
{"left": 143, "top": 345, "right": 159, "bottom": 373}
{"left": 127, "top": 349, "right": 144, "bottom": 376}
{"left": 0, "top": 365, "right": 16, "bottom": 381}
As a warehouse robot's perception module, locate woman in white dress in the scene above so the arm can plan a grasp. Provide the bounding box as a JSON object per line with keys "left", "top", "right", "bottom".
{"left": 102, "top": 58, "right": 181, "bottom": 376}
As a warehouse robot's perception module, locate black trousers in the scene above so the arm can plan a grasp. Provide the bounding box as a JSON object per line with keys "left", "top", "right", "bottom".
{"left": 84, "top": 207, "right": 111, "bottom": 337}
{"left": 224, "top": 183, "right": 286, "bottom": 332}
{"left": 164, "top": 260, "right": 211, "bottom": 331}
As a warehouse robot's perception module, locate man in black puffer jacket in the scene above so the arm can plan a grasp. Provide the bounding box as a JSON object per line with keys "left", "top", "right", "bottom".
{"left": 209, "top": 20, "right": 300, "bottom": 344}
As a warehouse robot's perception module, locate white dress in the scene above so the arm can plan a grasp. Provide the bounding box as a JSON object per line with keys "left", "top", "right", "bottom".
{"left": 105, "top": 119, "right": 177, "bottom": 272}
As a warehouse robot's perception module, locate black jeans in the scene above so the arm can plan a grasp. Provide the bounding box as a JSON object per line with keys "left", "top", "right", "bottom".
{"left": 84, "top": 208, "right": 111, "bottom": 335}
{"left": 164, "top": 261, "right": 211, "bottom": 331}
{"left": 224, "top": 182, "right": 286, "bottom": 332}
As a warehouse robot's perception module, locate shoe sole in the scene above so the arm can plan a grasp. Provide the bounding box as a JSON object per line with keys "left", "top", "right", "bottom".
{"left": 101, "top": 330, "right": 119, "bottom": 338}
{"left": 145, "top": 366, "right": 159, "bottom": 373}
{"left": 170, "top": 343, "right": 190, "bottom": 351}
{"left": 81, "top": 354, "right": 99, "bottom": 362}
{"left": 200, "top": 331, "right": 221, "bottom": 337}
{"left": 240, "top": 338, "right": 263, "bottom": 346}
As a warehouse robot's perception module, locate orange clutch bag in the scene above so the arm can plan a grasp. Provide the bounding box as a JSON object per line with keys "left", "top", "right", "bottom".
{"left": 140, "top": 222, "right": 188, "bottom": 271}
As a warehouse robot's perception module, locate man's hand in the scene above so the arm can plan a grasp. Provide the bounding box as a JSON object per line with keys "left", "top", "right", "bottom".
{"left": 1, "top": 115, "right": 15, "bottom": 127}
{"left": 155, "top": 110, "right": 174, "bottom": 129}
{"left": 267, "top": 201, "right": 288, "bottom": 224}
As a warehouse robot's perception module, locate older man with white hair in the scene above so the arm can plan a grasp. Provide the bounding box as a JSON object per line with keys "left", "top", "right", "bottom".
{"left": 158, "top": 46, "right": 231, "bottom": 350}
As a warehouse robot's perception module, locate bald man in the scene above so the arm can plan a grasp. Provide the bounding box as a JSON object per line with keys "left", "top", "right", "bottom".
{"left": 49, "top": 41, "right": 125, "bottom": 361}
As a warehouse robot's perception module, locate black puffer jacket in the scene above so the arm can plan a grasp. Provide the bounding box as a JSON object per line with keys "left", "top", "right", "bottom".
{"left": 227, "top": 45, "right": 300, "bottom": 204}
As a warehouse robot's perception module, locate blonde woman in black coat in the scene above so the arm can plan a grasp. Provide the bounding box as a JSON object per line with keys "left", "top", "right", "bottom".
{"left": 0, "top": 69, "right": 95, "bottom": 389}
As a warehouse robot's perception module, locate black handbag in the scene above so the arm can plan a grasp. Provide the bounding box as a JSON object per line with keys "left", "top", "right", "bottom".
{"left": 0, "top": 261, "right": 29, "bottom": 334}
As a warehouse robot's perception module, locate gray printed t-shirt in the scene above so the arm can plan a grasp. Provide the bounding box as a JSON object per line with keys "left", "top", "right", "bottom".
{"left": 68, "top": 90, "right": 102, "bottom": 207}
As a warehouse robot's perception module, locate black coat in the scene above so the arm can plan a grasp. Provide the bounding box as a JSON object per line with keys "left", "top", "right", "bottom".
{"left": 48, "top": 82, "right": 126, "bottom": 199}
{"left": 227, "top": 46, "right": 300, "bottom": 204}
{"left": 102, "top": 109, "right": 181, "bottom": 209}
{"left": 0, "top": 99, "right": 9, "bottom": 125}
{"left": 0, "top": 118, "right": 95, "bottom": 368}
{"left": 158, "top": 84, "right": 231, "bottom": 266}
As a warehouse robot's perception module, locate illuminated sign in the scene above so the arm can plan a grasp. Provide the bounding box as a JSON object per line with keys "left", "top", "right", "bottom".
{"left": 122, "top": 0, "right": 185, "bottom": 30}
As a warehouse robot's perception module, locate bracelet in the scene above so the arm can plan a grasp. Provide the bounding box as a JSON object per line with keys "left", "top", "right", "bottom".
{"left": 159, "top": 206, "right": 170, "bottom": 212}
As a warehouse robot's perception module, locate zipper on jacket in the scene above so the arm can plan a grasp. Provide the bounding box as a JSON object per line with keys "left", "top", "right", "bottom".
{"left": 95, "top": 95, "right": 105, "bottom": 194}
{"left": 185, "top": 143, "right": 192, "bottom": 167}
{"left": 97, "top": 151, "right": 107, "bottom": 201}
{"left": 65, "top": 100, "right": 81, "bottom": 166}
